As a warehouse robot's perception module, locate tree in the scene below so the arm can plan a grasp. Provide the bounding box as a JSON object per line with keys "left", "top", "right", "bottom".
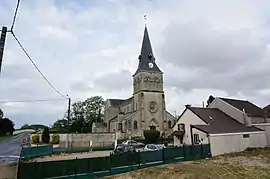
{"left": 61, "top": 96, "right": 105, "bottom": 133}
{"left": 0, "top": 118, "right": 15, "bottom": 136}
{"left": 20, "top": 124, "right": 30, "bottom": 129}
{"left": 83, "top": 96, "right": 105, "bottom": 131}
{"left": 0, "top": 109, "right": 3, "bottom": 119}
{"left": 206, "top": 95, "right": 215, "bottom": 107}
{"left": 52, "top": 119, "right": 69, "bottom": 133}
{"left": 143, "top": 130, "right": 160, "bottom": 144}
{"left": 42, "top": 127, "right": 50, "bottom": 144}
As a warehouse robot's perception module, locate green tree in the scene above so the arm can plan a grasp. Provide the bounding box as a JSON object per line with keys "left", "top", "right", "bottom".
{"left": 52, "top": 119, "right": 68, "bottom": 133}
{"left": 84, "top": 96, "right": 105, "bottom": 131}
{"left": 0, "top": 118, "right": 15, "bottom": 136}
{"left": 0, "top": 109, "right": 3, "bottom": 119}
{"left": 59, "top": 96, "right": 105, "bottom": 133}
{"left": 20, "top": 124, "right": 30, "bottom": 129}
{"left": 42, "top": 127, "right": 50, "bottom": 144}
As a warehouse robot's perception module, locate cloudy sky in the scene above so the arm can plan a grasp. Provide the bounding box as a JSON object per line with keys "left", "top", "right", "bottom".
{"left": 1, "top": 0, "right": 270, "bottom": 128}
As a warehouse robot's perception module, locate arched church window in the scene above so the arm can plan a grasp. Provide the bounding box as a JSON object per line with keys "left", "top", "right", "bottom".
{"left": 168, "top": 121, "right": 172, "bottom": 129}
{"left": 134, "top": 121, "right": 138, "bottom": 130}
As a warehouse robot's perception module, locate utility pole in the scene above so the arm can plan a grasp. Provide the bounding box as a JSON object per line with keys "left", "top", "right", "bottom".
{"left": 67, "top": 97, "right": 71, "bottom": 132}
{"left": 0, "top": 26, "right": 7, "bottom": 74}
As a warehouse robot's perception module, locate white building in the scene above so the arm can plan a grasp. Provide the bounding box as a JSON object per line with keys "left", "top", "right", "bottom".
{"left": 173, "top": 100, "right": 267, "bottom": 156}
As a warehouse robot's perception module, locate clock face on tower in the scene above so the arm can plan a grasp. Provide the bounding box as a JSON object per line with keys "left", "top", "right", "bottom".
{"left": 149, "top": 101, "right": 158, "bottom": 113}
{"left": 148, "top": 62, "right": 154, "bottom": 68}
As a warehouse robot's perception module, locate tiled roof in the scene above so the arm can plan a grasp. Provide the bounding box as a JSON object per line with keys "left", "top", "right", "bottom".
{"left": 108, "top": 99, "right": 125, "bottom": 107}
{"left": 219, "top": 97, "right": 266, "bottom": 118}
{"left": 120, "top": 96, "right": 133, "bottom": 107}
{"left": 189, "top": 107, "right": 263, "bottom": 134}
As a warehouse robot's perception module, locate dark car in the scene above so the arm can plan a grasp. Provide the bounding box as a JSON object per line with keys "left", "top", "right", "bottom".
{"left": 113, "top": 144, "right": 136, "bottom": 154}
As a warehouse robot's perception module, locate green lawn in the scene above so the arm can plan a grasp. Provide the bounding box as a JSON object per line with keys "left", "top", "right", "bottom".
{"left": 107, "top": 148, "right": 270, "bottom": 179}
{"left": 0, "top": 134, "right": 19, "bottom": 142}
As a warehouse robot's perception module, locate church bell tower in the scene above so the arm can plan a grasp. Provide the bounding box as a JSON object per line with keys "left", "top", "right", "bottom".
{"left": 133, "top": 26, "right": 165, "bottom": 134}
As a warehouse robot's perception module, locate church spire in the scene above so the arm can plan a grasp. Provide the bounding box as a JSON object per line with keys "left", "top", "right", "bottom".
{"left": 133, "top": 26, "right": 162, "bottom": 76}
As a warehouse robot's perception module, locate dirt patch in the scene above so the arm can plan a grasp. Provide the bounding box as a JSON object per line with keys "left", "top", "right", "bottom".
{"left": 213, "top": 156, "right": 270, "bottom": 167}
{"left": 0, "top": 163, "right": 17, "bottom": 179}
{"left": 29, "top": 150, "right": 112, "bottom": 162}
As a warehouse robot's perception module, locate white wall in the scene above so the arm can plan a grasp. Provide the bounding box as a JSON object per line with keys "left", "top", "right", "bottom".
{"left": 192, "top": 127, "right": 209, "bottom": 145}
{"left": 253, "top": 124, "right": 270, "bottom": 145}
{"left": 210, "top": 132, "right": 266, "bottom": 156}
{"left": 173, "top": 109, "right": 207, "bottom": 145}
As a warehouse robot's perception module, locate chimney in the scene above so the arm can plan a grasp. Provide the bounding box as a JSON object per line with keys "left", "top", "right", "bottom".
{"left": 242, "top": 109, "right": 252, "bottom": 127}
{"left": 185, "top": 104, "right": 191, "bottom": 108}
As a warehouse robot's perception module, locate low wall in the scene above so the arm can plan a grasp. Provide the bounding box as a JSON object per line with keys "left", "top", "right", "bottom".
{"left": 253, "top": 123, "right": 270, "bottom": 146}
{"left": 59, "top": 133, "right": 116, "bottom": 148}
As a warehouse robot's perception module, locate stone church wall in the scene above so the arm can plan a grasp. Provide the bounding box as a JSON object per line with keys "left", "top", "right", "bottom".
{"left": 59, "top": 133, "right": 116, "bottom": 148}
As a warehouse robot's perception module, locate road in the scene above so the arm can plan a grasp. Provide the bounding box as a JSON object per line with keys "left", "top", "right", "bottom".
{"left": 0, "top": 133, "right": 28, "bottom": 165}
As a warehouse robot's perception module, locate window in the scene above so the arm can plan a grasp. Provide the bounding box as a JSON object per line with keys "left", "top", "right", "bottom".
{"left": 127, "top": 106, "right": 130, "bottom": 112}
{"left": 128, "top": 121, "right": 131, "bottom": 129}
{"left": 134, "top": 121, "right": 138, "bottom": 130}
{"left": 168, "top": 121, "right": 172, "bottom": 129}
{"left": 193, "top": 134, "right": 200, "bottom": 144}
{"left": 243, "top": 134, "right": 250, "bottom": 138}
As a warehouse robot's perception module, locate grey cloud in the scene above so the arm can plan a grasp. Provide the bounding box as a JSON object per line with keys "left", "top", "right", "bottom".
{"left": 161, "top": 20, "right": 270, "bottom": 96}
{"left": 93, "top": 70, "right": 132, "bottom": 92}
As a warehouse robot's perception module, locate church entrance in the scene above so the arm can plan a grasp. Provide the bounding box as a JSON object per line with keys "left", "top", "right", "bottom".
{"left": 149, "top": 118, "right": 158, "bottom": 130}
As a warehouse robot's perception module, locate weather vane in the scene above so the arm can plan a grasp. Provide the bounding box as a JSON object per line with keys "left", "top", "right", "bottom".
{"left": 144, "top": 13, "right": 147, "bottom": 25}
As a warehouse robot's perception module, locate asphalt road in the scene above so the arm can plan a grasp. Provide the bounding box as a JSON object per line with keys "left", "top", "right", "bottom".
{"left": 0, "top": 133, "right": 29, "bottom": 165}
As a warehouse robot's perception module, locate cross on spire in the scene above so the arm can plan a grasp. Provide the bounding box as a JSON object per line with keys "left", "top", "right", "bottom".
{"left": 144, "top": 14, "right": 147, "bottom": 25}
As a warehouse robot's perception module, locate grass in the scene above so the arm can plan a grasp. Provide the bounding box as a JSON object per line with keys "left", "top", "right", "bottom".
{"left": 106, "top": 148, "right": 270, "bottom": 179}
{"left": 0, "top": 133, "right": 19, "bottom": 142}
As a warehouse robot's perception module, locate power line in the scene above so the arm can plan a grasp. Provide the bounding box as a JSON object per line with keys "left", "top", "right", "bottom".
{"left": 11, "top": 0, "right": 21, "bottom": 32}
{"left": 11, "top": 32, "right": 68, "bottom": 99}
{"left": 0, "top": 98, "right": 67, "bottom": 104}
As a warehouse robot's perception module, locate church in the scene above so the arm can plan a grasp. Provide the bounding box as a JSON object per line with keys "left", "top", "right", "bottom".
{"left": 92, "top": 26, "right": 177, "bottom": 138}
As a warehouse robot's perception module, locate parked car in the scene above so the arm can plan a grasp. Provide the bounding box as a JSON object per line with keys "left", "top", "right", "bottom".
{"left": 144, "top": 144, "right": 166, "bottom": 151}
{"left": 122, "top": 140, "right": 145, "bottom": 148}
{"left": 113, "top": 144, "right": 136, "bottom": 154}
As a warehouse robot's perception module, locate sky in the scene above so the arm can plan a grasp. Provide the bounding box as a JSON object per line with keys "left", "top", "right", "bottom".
{"left": 1, "top": 0, "right": 270, "bottom": 128}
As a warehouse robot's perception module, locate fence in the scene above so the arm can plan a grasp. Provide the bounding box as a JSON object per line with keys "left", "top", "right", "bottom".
{"left": 17, "top": 144, "right": 211, "bottom": 179}
{"left": 20, "top": 145, "right": 53, "bottom": 159}
{"left": 20, "top": 145, "right": 114, "bottom": 160}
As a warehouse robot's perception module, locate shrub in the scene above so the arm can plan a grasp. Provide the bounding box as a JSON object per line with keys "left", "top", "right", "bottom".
{"left": 51, "top": 134, "right": 60, "bottom": 144}
{"left": 143, "top": 130, "right": 160, "bottom": 144}
{"left": 32, "top": 134, "right": 40, "bottom": 144}
{"left": 42, "top": 127, "right": 50, "bottom": 144}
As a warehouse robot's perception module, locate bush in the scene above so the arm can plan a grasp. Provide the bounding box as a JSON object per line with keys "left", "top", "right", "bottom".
{"left": 143, "top": 130, "right": 160, "bottom": 144}
{"left": 51, "top": 134, "right": 60, "bottom": 144}
{"left": 32, "top": 134, "right": 40, "bottom": 144}
{"left": 42, "top": 127, "right": 50, "bottom": 144}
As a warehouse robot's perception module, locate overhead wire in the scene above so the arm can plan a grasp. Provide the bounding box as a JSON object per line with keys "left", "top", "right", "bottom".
{"left": 0, "top": 98, "right": 67, "bottom": 104}
{"left": 10, "top": 0, "right": 21, "bottom": 32}
{"left": 7, "top": 0, "right": 68, "bottom": 99}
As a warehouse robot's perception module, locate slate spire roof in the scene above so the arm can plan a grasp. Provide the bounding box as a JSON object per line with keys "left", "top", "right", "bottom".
{"left": 133, "top": 26, "right": 162, "bottom": 76}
